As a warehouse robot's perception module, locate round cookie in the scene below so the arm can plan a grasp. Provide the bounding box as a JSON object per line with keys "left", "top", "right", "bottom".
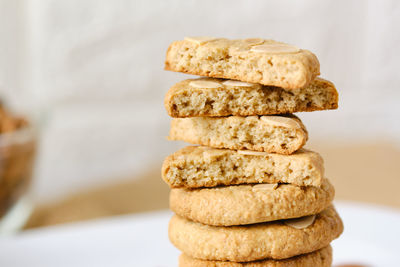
{"left": 179, "top": 246, "right": 332, "bottom": 267}
{"left": 170, "top": 178, "right": 334, "bottom": 226}
{"left": 169, "top": 206, "right": 343, "bottom": 262}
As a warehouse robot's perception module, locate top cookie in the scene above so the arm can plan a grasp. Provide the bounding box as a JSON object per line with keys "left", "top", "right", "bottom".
{"left": 165, "top": 37, "right": 320, "bottom": 89}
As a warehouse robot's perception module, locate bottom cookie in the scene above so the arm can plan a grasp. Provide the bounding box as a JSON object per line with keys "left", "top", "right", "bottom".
{"left": 179, "top": 246, "right": 332, "bottom": 267}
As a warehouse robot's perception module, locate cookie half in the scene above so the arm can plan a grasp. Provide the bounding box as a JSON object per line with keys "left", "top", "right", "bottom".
{"left": 179, "top": 246, "right": 332, "bottom": 267}
{"left": 168, "top": 115, "right": 308, "bottom": 154}
{"left": 170, "top": 178, "right": 334, "bottom": 226}
{"left": 162, "top": 146, "right": 323, "bottom": 188}
{"left": 165, "top": 77, "right": 338, "bottom": 118}
{"left": 165, "top": 37, "right": 320, "bottom": 90}
{"left": 169, "top": 206, "right": 343, "bottom": 262}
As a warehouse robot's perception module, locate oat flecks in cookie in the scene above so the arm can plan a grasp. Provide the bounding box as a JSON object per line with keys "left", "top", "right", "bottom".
{"left": 189, "top": 80, "right": 222, "bottom": 89}
{"left": 222, "top": 80, "right": 254, "bottom": 87}
{"left": 184, "top": 36, "right": 218, "bottom": 45}
{"left": 260, "top": 115, "right": 302, "bottom": 129}
{"left": 284, "top": 215, "right": 316, "bottom": 229}
{"left": 242, "top": 38, "right": 265, "bottom": 46}
{"left": 250, "top": 43, "right": 301, "bottom": 54}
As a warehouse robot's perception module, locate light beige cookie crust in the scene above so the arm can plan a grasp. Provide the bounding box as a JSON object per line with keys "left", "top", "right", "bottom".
{"left": 165, "top": 37, "right": 320, "bottom": 89}
{"left": 165, "top": 77, "right": 338, "bottom": 118}
{"left": 169, "top": 206, "right": 343, "bottom": 262}
{"left": 162, "top": 146, "right": 324, "bottom": 188}
{"left": 170, "top": 178, "right": 334, "bottom": 226}
{"left": 168, "top": 114, "right": 308, "bottom": 154}
{"left": 179, "top": 246, "right": 332, "bottom": 267}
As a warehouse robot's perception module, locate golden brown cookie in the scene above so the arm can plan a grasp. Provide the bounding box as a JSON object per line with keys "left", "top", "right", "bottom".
{"left": 162, "top": 146, "right": 324, "bottom": 188}
{"left": 169, "top": 206, "right": 343, "bottom": 262}
{"left": 170, "top": 178, "right": 334, "bottom": 226}
{"left": 168, "top": 114, "right": 308, "bottom": 154}
{"left": 165, "top": 77, "right": 338, "bottom": 118}
{"left": 165, "top": 37, "right": 320, "bottom": 89}
{"left": 179, "top": 246, "right": 332, "bottom": 267}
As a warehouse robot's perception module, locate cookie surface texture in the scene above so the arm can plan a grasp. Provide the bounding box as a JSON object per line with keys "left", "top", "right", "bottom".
{"left": 165, "top": 37, "right": 320, "bottom": 89}
{"left": 165, "top": 77, "right": 338, "bottom": 117}
{"left": 179, "top": 246, "right": 332, "bottom": 267}
{"left": 162, "top": 146, "right": 324, "bottom": 188}
{"left": 170, "top": 178, "right": 334, "bottom": 226}
{"left": 168, "top": 206, "right": 343, "bottom": 262}
{"left": 168, "top": 115, "right": 308, "bottom": 154}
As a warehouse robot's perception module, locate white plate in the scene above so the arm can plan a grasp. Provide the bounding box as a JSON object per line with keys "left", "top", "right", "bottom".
{"left": 332, "top": 201, "right": 400, "bottom": 267}
{"left": 0, "top": 201, "right": 399, "bottom": 267}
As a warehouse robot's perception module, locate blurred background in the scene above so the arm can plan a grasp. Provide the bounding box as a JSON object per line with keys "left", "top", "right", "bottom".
{"left": 0, "top": 0, "right": 399, "bottom": 229}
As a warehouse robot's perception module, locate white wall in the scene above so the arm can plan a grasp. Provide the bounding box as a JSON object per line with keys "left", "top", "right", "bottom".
{"left": 0, "top": 0, "right": 399, "bottom": 202}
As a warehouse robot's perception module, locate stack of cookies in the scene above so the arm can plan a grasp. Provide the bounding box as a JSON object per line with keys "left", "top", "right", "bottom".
{"left": 162, "top": 37, "right": 343, "bottom": 266}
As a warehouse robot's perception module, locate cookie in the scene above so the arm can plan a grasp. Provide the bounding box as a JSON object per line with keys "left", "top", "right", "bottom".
{"left": 179, "top": 246, "right": 332, "bottom": 267}
{"left": 165, "top": 37, "right": 320, "bottom": 89}
{"left": 168, "top": 114, "right": 308, "bottom": 154}
{"left": 170, "top": 178, "right": 334, "bottom": 226}
{"left": 162, "top": 146, "right": 323, "bottom": 188}
{"left": 169, "top": 206, "right": 343, "bottom": 262}
{"left": 165, "top": 77, "right": 338, "bottom": 118}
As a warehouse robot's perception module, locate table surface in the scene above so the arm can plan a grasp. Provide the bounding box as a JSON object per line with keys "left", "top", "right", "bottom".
{"left": 2, "top": 201, "right": 400, "bottom": 267}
